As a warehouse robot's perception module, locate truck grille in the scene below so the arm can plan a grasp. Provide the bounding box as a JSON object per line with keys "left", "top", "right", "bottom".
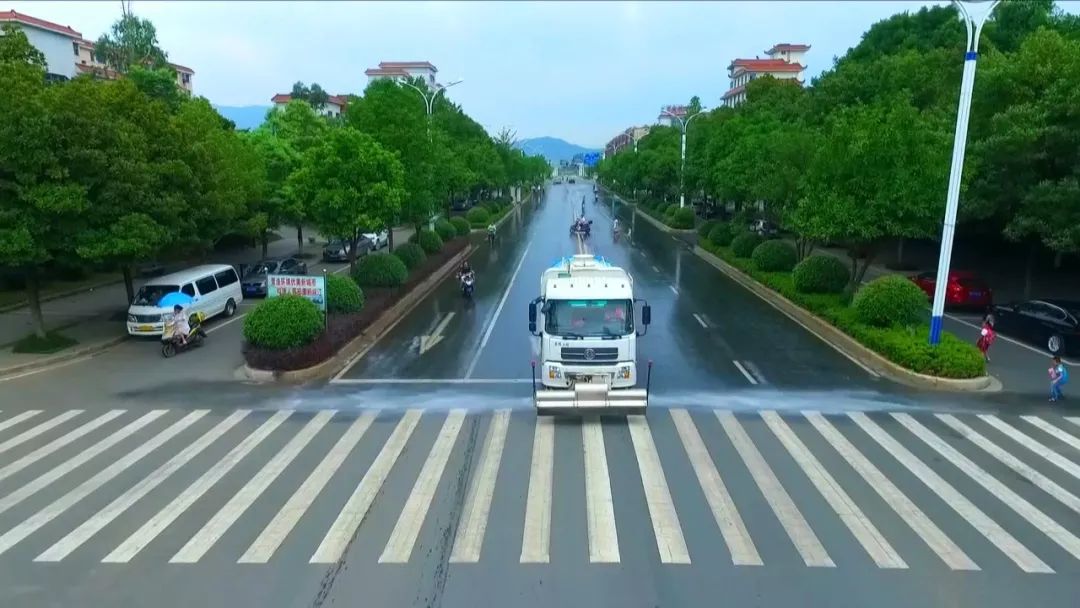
{"left": 561, "top": 347, "right": 618, "bottom": 361}
{"left": 132, "top": 314, "right": 161, "bottom": 323}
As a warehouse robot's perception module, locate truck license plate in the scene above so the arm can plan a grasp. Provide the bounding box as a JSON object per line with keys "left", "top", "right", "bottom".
{"left": 137, "top": 325, "right": 153, "bottom": 332}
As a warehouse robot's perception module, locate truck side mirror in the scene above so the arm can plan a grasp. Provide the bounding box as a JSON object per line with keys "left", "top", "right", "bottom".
{"left": 642, "top": 304, "right": 652, "bottom": 326}
{"left": 528, "top": 302, "right": 537, "bottom": 323}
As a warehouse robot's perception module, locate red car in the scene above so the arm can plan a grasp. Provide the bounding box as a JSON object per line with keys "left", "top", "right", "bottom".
{"left": 910, "top": 271, "right": 993, "bottom": 309}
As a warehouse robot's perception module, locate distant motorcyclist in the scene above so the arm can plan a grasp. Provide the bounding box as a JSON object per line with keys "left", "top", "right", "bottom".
{"left": 487, "top": 223, "right": 496, "bottom": 243}
{"left": 458, "top": 260, "right": 473, "bottom": 279}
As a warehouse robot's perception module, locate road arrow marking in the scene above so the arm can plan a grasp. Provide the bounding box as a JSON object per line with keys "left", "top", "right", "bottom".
{"left": 419, "top": 312, "right": 455, "bottom": 355}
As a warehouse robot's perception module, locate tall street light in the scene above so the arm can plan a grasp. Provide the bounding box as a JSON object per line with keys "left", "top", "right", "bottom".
{"left": 661, "top": 107, "right": 707, "bottom": 208}
{"left": 402, "top": 79, "right": 464, "bottom": 140}
{"left": 928, "top": 0, "right": 999, "bottom": 345}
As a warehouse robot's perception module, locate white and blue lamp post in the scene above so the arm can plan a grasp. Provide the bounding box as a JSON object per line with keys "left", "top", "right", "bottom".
{"left": 661, "top": 108, "right": 706, "bottom": 208}
{"left": 929, "top": 0, "right": 999, "bottom": 345}
{"left": 402, "top": 79, "right": 463, "bottom": 141}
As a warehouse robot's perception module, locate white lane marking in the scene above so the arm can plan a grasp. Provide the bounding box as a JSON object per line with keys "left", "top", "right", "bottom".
{"left": 945, "top": 314, "right": 1079, "bottom": 365}
{"left": 693, "top": 313, "right": 708, "bottom": 329}
{"left": 849, "top": 412, "right": 1050, "bottom": 573}
{"left": 418, "top": 312, "right": 455, "bottom": 355}
{"left": 0, "top": 410, "right": 167, "bottom": 517}
{"left": 464, "top": 241, "right": 533, "bottom": 378}
{"left": 1021, "top": 416, "right": 1080, "bottom": 452}
{"left": 450, "top": 409, "right": 511, "bottom": 563}
{"left": 669, "top": 409, "right": 760, "bottom": 565}
{"left": 171, "top": 411, "right": 333, "bottom": 563}
{"left": 104, "top": 410, "right": 292, "bottom": 563}
{"left": 938, "top": 414, "right": 1080, "bottom": 515}
{"left": 380, "top": 410, "right": 466, "bottom": 563}
{"left": 761, "top": 412, "right": 905, "bottom": 568}
{"left": 0, "top": 410, "right": 124, "bottom": 483}
{"left": 331, "top": 378, "right": 534, "bottom": 385}
{"left": 895, "top": 412, "right": 1080, "bottom": 562}
{"left": 732, "top": 361, "right": 758, "bottom": 385}
{"left": 0, "top": 410, "right": 200, "bottom": 556}
{"left": 0, "top": 410, "right": 41, "bottom": 434}
{"left": 652, "top": 265, "right": 660, "bottom": 272}
{"left": 37, "top": 410, "right": 249, "bottom": 562}
{"left": 241, "top": 412, "right": 376, "bottom": 563}
{"left": 583, "top": 417, "right": 619, "bottom": 563}
{"left": 1069, "top": 417, "right": 1080, "bottom": 429}
{"left": 743, "top": 361, "right": 769, "bottom": 385}
{"left": 805, "top": 412, "right": 975, "bottom": 570}
{"left": 627, "top": 415, "right": 690, "bottom": 564}
{"left": 205, "top": 312, "right": 247, "bottom": 334}
{"left": 521, "top": 416, "right": 554, "bottom": 563}
{"left": 332, "top": 264, "right": 350, "bottom": 275}
{"left": 979, "top": 415, "right": 1080, "bottom": 481}
{"left": 0, "top": 410, "right": 82, "bottom": 456}
{"left": 717, "top": 411, "right": 833, "bottom": 567}
{"left": 668, "top": 285, "right": 679, "bottom": 295}
{"left": 311, "top": 410, "right": 422, "bottom": 563}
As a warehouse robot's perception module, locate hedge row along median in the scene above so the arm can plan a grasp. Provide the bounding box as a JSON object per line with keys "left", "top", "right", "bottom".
{"left": 636, "top": 199, "right": 695, "bottom": 230}
{"left": 698, "top": 224, "right": 986, "bottom": 380}
{"left": 242, "top": 236, "right": 469, "bottom": 372}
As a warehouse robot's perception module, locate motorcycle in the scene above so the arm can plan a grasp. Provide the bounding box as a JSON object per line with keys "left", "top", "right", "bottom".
{"left": 459, "top": 272, "right": 476, "bottom": 298}
{"left": 486, "top": 230, "right": 496, "bottom": 245}
{"left": 161, "top": 311, "right": 207, "bottom": 358}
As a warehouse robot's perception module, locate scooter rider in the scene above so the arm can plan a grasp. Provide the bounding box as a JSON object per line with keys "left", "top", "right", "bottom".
{"left": 458, "top": 260, "right": 474, "bottom": 281}
{"left": 487, "top": 223, "right": 496, "bottom": 242}
{"left": 168, "top": 304, "right": 189, "bottom": 345}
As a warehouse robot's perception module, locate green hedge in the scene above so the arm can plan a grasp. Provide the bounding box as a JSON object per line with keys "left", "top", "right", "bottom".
{"left": 698, "top": 220, "right": 719, "bottom": 239}
{"left": 449, "top": 216, "right": 471, "bottom": 237}
{"left": 417, "top": 229, "right": 443, "bottom": 254}
{"left": 352, "top": 253, "right": 408, "bottom": 288}
{"left": 792, "top": 255, "right": 850, "bottom": 294}
{"left": 670, "top": 207, "right": 695, "bottom": 229}
{"left": 731, "top": 232, "right": 764, "bottom": 258}
{"left": 751, "top": 240, "right": 798, "bottom": 272}
{"left": 853, "top": 275, "right": 929, "bottom": 328}
{"left": 393, "top": 242, "right": 426, "bottom": 271}
{"left": 707, "top": 223, "right": 735, "bottom": 247}
{"left": 701, "top": 245, "right": 985, "bottom": 379}
{"left": 466, "top": 207, "right": 490, "bottom": 225}
{"left": 325, "top": 274, "right": 364, "bottom": 314}
{"left": 434, "top": 219, "right": 457, "bottom": 242}
{"left": 243, "top": 295, "right": 324, "bottom": 350}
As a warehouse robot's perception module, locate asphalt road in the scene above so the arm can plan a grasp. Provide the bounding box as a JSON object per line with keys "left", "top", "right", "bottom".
{"left": 0, "top": 183, "right": 1077, "bottom": 608}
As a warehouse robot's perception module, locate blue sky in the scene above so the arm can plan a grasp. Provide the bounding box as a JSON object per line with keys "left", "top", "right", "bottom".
{"left": 10, "top": 1, "right": 1077, "bottom": 147}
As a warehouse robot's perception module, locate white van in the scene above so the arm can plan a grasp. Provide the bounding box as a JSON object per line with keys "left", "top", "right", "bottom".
{"left": 126, "top": 264, "right": 243, "bottom": 336}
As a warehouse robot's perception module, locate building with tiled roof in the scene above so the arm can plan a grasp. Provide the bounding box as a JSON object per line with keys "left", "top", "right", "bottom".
{"left": 270, "top": 93, "right": 349, "bottom": 118}
{"left": 657, "top": 105, "right": 688, "bottom": 127}
{"left": 722, "top": 43, "right": 809, "bottom": 107}
{"left": 365, "top": 60, "right": 439, "bottom": 87}
{"left": 73, "top": 37, "right": 195, "bottom": 93}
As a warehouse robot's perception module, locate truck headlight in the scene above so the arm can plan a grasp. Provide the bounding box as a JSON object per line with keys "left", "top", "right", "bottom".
{"left": 548, "top": 366, "right": 561, "bottom": 379}
{"left": 619, "top": 366, "right": 632, "bottom": 379}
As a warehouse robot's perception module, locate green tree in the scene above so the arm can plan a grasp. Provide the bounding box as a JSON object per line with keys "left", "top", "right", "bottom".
{"left": 290, "top": 81, "right": 330, "bottom": 109}
{"left": 94, "top": 13, "right": 169, "bottom": 73}
{"left": 262, "top": 100, "right": 329, "bottom": 249}
{"left": 0, "top": 23, "right": 46, "bottom": 68}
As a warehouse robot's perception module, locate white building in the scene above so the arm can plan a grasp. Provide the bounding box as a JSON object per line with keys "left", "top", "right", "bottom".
{"left": 364, "top": 61, "right": 438, "bottom": 87}
{"left": 656, "top": 105, "right": 687, "bottom": 128}
{"left": 722, "top": 43, "right": 809, "bottom": 107}
{"left": 270, "top": 93, "right": 348, "bottom": 118}
{"left": 0, "top": 10, "right": 81, "bottom": 81}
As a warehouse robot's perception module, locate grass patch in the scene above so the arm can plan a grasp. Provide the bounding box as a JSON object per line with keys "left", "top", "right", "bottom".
{"left": 11, "top": 331, "right": 79, "bottom": 354}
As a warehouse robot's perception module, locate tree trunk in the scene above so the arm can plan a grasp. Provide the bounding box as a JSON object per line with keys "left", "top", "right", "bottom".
{"left": 25, "top": 270, "right": 47, "bottom": 339}
{"left": 296, "top": 225, "right": 304, "bottom": 254}
{"left": 387, "top": 227, "right": 395, "bottom": 252}
{"left": 852, "top": 246, "right": 877, "bottom": 290}
{"left": 1024, "top": 242, "right": 1037, "bottom": 300}
{"left": 348, "top": 234, "right": 360, "bottom": 275}
{"left": 896, "top": 237, "right": 905, "bottom": 266}
{"left": 261, "top": 232, "right": 269, "bottom": 259}
{"left": 122, "top": 265, "right": 135, "bottom": 305}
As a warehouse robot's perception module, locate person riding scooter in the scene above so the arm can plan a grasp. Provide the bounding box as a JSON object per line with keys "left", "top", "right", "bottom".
{"left": 487, "top": 223, "right": 496, "bottom": 244}
{"left": 168, "top": 305, "right": 189, "bottom": 345}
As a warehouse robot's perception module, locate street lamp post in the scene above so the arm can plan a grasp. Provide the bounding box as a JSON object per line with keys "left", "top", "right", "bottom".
{"left": 928, "top": 0, "right": 999, "bottom": 345}
{"left": 661, "top": 108, "right": 706, "bottom": 208}
{"left": 402, "top": 79, "right": 463, "bottom": 141}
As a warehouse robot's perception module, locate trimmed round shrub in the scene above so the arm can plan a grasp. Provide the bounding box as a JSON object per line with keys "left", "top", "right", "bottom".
{"left": 449, "top": 216, "right": 471, "bottom": 237}
{"left": 434, "top": 218, "right": 457, "bottom": 242}
{"left": 707, "top": 223, "right": 735, "bottom": 247}
{"left": 243, "top": 295, "right": 324, "bottom": 350}
{"left": 751, "top": 240, "right": 798, "bottom": 272}
{"left": 731, "top": 232, "right": 764, "bottom": 258}
{"left": 466, "top": 207, "right": 490, "bottom": 225}
{"left": 325, "top": 274, "right": 364, "bottom": 313}
{"left": 698, "top": 220, "right": 719, "bottom": 239}
{"left": 393, "top": 242, "right": 426, "bottom": 270}
{"left": 670, "top": 207, "right": 695, "bottom": 229}
{"left": 792, "top": 255, "right": 850, "bottom": 294}
{"left": 416, "top": 229, "right": 443, "bottom": 254}
{"left": 853, "top": 275, "right": 929, "bottom": 328}
{"left": 352, "top": 253, "right": 408, "bottom": 288}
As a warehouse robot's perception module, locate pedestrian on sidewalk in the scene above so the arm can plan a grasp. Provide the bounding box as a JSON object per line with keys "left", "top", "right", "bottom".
{"left": 977, "top": 317, "right": 996, "bottom": 362}
{"left": 1049, "top": 356, "right": 1068, "bottom": 402}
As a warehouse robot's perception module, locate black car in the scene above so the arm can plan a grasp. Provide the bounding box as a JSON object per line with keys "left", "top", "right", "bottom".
{"left": 322, "top": 238, "right": 371, "bottom": 263}
{"left": 991, "top": 299, "right": 1080, "bottom": 356}
{"left": 241, "top": 257, "right": 308, "bottom": 297}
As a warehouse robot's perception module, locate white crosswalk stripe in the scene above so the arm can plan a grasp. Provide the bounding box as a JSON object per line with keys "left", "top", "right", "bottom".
{"left": 0, "top": 407, "right": 1077, "bottom": 574}
{"left": 0, "top": 410, "right": 82, "bottom": 456}
{"left": 0, "top": 410, "right": 42, "bottom": 435}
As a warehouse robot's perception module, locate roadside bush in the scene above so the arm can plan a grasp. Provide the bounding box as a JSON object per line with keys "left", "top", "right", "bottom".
{"left": 243, "top": 296, "right": 324, "bottom": 350}
{"left": 792, "top": 255, "right": 849, "bottom": 294}
{"left": 326, "top": 274, "right": 364, "bottom": 313}
{"left": 751, "top": 240, "right": 798, "bottom": 272}
{"left": 707, "top": 223, "right": 735, "bottom": 247}
{"left": 417, "top": 229, "right": 443, "bottom": 254}
{"left": 670, "top": 206, "right": 695, "bottom": 229}
{"left": 731, "top": 232, "right": 764, "bottom": 258}
{"left": 434, "top": 219, "right": 457, "bottom": 242}
{"left": 393, "top": 242, "right": 426, "bottom": 271}
{"left": 352, "top": 253, "right": 408, "bottom": 288}
{"left": 466, "top": 207, "right": 490, "bottom": 225}
{"left": 449, "top": 216, "right": 471, "bottom": 237}
{"left": 698, "top": 220, "right": 719, "bottom": 239}
{"left": 853, "top": 275, "right": 928, "bottom": 328}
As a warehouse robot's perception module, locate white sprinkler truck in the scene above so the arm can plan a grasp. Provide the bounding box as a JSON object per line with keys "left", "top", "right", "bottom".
{"left": 529, "top": 254, "right": 652, "bottom": 414}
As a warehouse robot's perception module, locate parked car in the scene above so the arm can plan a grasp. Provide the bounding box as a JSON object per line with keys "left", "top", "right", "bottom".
{"left": 749, "top": 219, "right": 779, "bottom": 238}
{"left": 991, "top": 299, "right": 1080, "bottom": 356}
{"left": 450, "top": 199, "right": 473, "bottom": 212}
{"left": 241, "top": 257, "right": 308, "bottom": 297}
{"left": 363, "top": 229, "right": 389, "bottom": 250}
{"left": 126, "top": 265, "right": 241, "bottom": 336}
{"left": 568, "top": 178, "right": 576, "bottom": 184}
{"left": 909, "top": 270, "right": 992, "bottom": 309}
{"left": 322, "top": 238, "right": 371, "bottom": 263}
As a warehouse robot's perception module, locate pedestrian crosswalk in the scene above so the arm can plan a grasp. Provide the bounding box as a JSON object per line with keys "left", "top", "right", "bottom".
{"left": 0, "top": 406, "right": 1077, "bottom": 573}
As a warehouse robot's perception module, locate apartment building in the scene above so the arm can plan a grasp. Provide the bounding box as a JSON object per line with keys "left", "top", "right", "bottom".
{"left": 657, "top": 105, "right": 688, "bottom": 127}
{"left": 364, "top": 61, "right": 438, "bottom": 87}
{"left": 722, "top": 43, "right": 809, "bottom": 107}
{"left": 270, "top": 93, "right": 349, "bottom": 118}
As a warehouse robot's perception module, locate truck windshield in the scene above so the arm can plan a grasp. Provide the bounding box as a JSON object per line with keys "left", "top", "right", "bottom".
{"left": 545, "top": 299, "right": 633, "bottom": 337}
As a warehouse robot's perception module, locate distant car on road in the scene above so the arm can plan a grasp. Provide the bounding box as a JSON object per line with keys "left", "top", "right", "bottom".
{"left": 910, "top": 270, "right": 992, "bottom": 310}
{"left": 568, "top": 178, "right": 576, "bottom": 184}
{"left": 241, "top": 257, "right": 308, "bottom": 297}
{"left": 991, "top": 299, "right": 1080, "bottom": 356}
{"left": 322, "top": 238, "right": 371, "bottom": 263}
{"left": 363, "top": 229, "right": 389, "bottom": 250}
{"left": 749, "top": 219, "right": 779, "bottom": 238}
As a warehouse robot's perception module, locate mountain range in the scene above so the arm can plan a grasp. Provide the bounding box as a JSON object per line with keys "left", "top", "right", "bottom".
{"left": 514, "top": 137, "right": 600, "bottom": 164}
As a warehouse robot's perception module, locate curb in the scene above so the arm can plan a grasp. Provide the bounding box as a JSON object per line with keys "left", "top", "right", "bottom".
{"left": 241, "top": 244, "right": 475, "bottom": 384}
{"left": 633, "top": 206, "right": 695, "bottom": 235}
{"left": 0, "top": 334, "right": 128, "bottom": 380}
{"left": 692, "top": 245, "right": 995, "bottom": 392}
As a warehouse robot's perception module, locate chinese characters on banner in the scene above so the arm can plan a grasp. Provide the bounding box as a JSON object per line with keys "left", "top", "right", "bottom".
{"left": 266, "top": 274, "right": 326, "bottom": 311}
